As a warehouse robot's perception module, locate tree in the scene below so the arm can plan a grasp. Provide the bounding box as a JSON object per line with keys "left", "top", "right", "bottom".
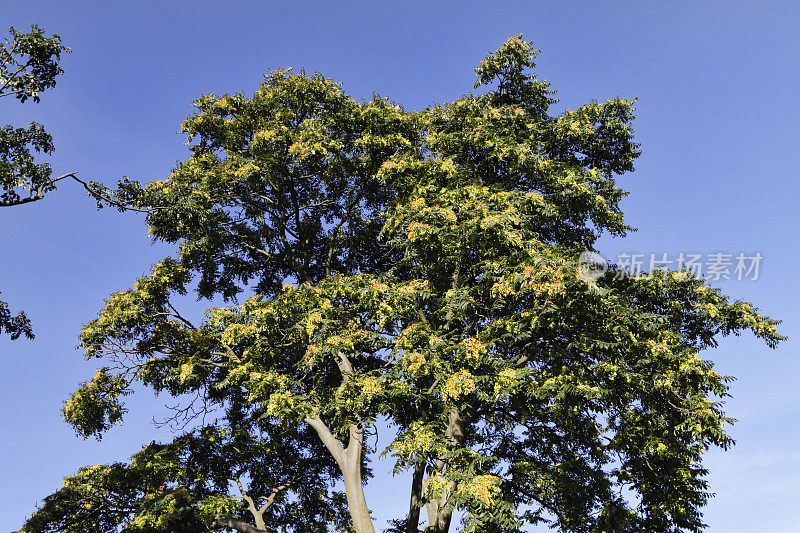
{"left": 0, "top": 24, "right": 73, "bottom": 341}
{"left": 21, "top": 37, "right": 783, "bottom": 533}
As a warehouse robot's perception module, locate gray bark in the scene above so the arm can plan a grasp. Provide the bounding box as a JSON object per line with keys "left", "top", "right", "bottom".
{"left": 304, "top": 350, "right": 375, "bottom": 533}
{"left": 306, "top": 415, "right": 375, "bottom": 533}
{"left": 424, "top": 409, "right": 467, "bottom": 533}
{"left": 214, "top": 516, "right": 267, "bottom": 533}
{"left": 407, "top": 459, "right": 425, "bottom": 533}
{"left": 341, "top": 424, "right": 375, "bottom": 533}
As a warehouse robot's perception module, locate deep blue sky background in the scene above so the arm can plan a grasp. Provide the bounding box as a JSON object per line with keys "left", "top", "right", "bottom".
{"left": 1, "top": 2, "right": 798, "bottom": 531}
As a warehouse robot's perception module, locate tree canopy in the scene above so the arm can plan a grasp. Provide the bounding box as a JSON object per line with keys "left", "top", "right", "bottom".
{"left": 20, "top": 36, "right": 783, "bottom": 533}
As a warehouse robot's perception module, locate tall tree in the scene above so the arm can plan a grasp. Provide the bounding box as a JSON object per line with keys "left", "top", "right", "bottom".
{"left": 0, "top": 24, "right": 71, "bottom": 341}
{"left": 21, "top": 37, "right": 783, "bottom": 533}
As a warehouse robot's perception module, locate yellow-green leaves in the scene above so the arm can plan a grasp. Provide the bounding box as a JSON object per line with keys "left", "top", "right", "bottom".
{"left": 43, "top": 35, "right": 786, "bottom": 533}
{"left": 79, "top": 258, "right": 189, "bottom": 359}
{"left": 62, "top": 368, "right": 130, "bottom": 440}
{"left": 443, "top": 370, "right": 477, "bottom": 400}
{"left": 392, "top": 422, "right": 439, "bottom": 460}
{"left": 456, "top": 474, "right": 502, "bottom": 508}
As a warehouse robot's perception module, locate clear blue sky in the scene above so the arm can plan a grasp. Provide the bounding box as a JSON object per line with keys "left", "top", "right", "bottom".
{"left": 1, "top": 2, "right": 798, "bottom": 531}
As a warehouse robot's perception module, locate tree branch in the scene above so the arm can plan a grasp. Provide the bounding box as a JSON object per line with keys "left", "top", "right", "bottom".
{"left": 304, "top": 414, "right": 345, "bottom": 465}
{"left": 0, "top": 171, "right": 76, "bottom": 207}
{"left": 214, "top": 515, "right": 268, "bottom": 533}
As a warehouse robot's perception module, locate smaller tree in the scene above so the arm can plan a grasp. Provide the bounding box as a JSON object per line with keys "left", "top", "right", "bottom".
{"left": 0, "top": 24, "right": 74, "bottom": 342}
{"left": 19, "top": 424, "right": 353, "bottom": 533}
{"left": 1, "top": 24, "right": 71, "bottom": 206}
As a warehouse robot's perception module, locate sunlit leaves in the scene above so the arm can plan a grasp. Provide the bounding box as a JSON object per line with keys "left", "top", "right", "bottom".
{"left": 62, "top": 368, "right": 130, "bottom": 440}
{"left": 34, "top": 34, "right": 786, "bottom": 533}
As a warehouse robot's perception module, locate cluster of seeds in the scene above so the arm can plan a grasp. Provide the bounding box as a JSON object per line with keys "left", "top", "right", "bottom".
{"left": 370, "top": 280, "right": 390, "bottom": 292}
{"left": 444, "top": 370, "right": 476, "bottom": 400}
{"left": 393, "top": 424, "right": 437, "bottom": 458}
{"left": 461, "top": 337, "right": 487, "bottom": 363}
{"left": 360, "top": 376, "right": 381, "bottom": 398}
{"left": 493, "top": 367, "right": 522, "bottom": 397}
{"left": 234, "top": 162, "right": 258, "bottom": 178}
{"left": 407, "top": 221, "right": 432, "bottom": 239}
{"left": 304, "top": 311, "right": 323, "bottom": 336}
{"left": 397, "top": 279, "right": 430, "bottom": 296}
{"left": 305, "top": 344, "right": 320, "bottom": 357}
{"left": 404, "top": 351, "right": 425, "bottom": 372}
{"left": 265, "top": 392, "right": 291, "bottom": 416}
{"left": 178, "top": 363, "right": 194, "bottom": 384}
{"left": 648, "top": 340, "right": 672, "bottom": 358}
{"left": 324, "top": 335, "right": 354, "bottom": 351}
{"left": 424, "top": 472, "right": 449, "bottom": 500}
{"left": 458, "top": 474, "right": 501, "bottom": 507}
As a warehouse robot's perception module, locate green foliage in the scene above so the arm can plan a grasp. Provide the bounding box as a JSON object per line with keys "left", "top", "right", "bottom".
{"left": 24, "top": 35, "right": 784, "bottom": 533}
{"left": 0, "top": 25, "right": 70, "bottom": 206}
{"left": 0, "top": 25, "right": 69, "bottom": 103}
{"left": 62, "top": 367, "right": 130, "bottom": 439}
{"left": 1, "top": 25, "right": 70, "bottom": 343}
{"left": 0, "top": 292, "right": 33, "bottom": 340}
{"left": 90, "top": 68, "right": 420, "bottom": 299}
{"left": 21, "top": 426, "right": 349, "bottom": 533}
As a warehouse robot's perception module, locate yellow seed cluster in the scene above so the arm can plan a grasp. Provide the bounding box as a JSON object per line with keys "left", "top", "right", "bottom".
{"left": 254, "top": 128, "right": 277, "bottom": 143}
{"left": 409, "top": 197, "right": 426, "bottom": 210}
{"left": 444, "top": 370, "right": 476, "bottom": 400}
{"left": 221, "top": 323, "right": 258, "bottom": 345}
{"left": 370, "top": 280, "right": 390, "bottom": 292}
{"left": 324, "top": 335, "right": 354, "bottom": 350}
{"left": 494, "top": 367, "right": 521, "bottom": 397}
{"left": 462, "top": 337, "right": 487, "bottom": 362}
{"left": 305, "top": 311, "right": 323, "bottom": 336}
{"left": 397, "top": 284, "right": 415, "bottom": 296}
{"left": 492, "top": 259, "right": 567, "bottom": 299}
{"left": 397, "top": 279, "right": 429, "bottom": 296}
{"left": 424, "top": 472, "right": 449, "bottom": 500}
{"left": 306, "top": 344, "right": 320, "bottom": 357}
{"left": 458, "top": 474, "right": 500, "bottom": 507}
{"left": 234, "top": 162, "right": 258, "bottom": 178}
{"left": 360, "top": 376, "right": 381, "bottom": 398}
{"left": 648, "top": 340, "right": 672, "bottom": 358}
{"left": 377, "top": 156, "right": 405, "bottom": 176}
{"left": 395, "top": 424, "right": 437, "bottom": 457}
{"left": 396, "top": 322, "right": 425, "bottom": 350}
{"left": 439, "top": 159, "right": 457, "bottom": 174}
{"left": 266, "top": 392, "right": 290, "bottom": 416}
{"left": 405, "top": 351, "right": 425, "bottom": 372}
{"left": 429, "top": 335, "right": 444, "bottom": 347}
{"left": 219, "top": 96, "right": 236, "bottom": 108}
{"left": 411, "top": 429, "right": 435, "bottom": 451}
{"left": 227, "top": 365, "right": 249, "bottom": 381}
{"left": 407, "top": 221, "right": 431, "bottom": 239}
{"left": 178, "top": 363, "right": 193, "bottom": 384}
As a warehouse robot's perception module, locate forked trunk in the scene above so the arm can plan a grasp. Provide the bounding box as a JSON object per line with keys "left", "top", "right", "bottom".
{"left": 306, "top": 414, "right": 375, "bottom": 533}
{"left": 341, "top": 443, "right": 376, "bottom": 533}
{"left": 423, "top": 408, "right": 467, "bottom": 533}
